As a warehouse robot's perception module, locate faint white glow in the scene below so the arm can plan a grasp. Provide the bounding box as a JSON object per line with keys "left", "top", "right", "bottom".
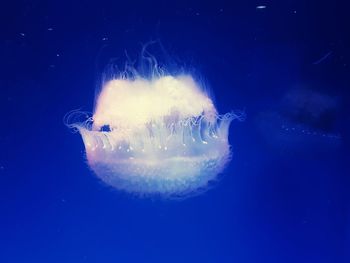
{"left": 69, "top": 72, "right": 239, "bottom": 197}
{"left": 256, "top": 5, "right": 267, "bottom": 9}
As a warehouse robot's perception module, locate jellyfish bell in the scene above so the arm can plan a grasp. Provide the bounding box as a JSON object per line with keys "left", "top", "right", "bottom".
{"left": 70, "top": 72, "right": 239, "bottom": 197}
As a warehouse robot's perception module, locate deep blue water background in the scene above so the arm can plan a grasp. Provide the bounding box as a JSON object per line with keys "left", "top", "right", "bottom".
{"left": 0, "top": 1, "right": 349, "bottom": 262}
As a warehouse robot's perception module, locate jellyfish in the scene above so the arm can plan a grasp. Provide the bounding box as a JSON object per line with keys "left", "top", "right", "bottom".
{"left": 256, "top": 88, "right": 341, "bottom": 153}
{"left": 68, "top": 66, "right": 240, "bottom": 197}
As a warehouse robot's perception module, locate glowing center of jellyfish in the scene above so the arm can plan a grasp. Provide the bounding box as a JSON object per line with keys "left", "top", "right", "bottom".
{"left": 75, "top": 75, "right": 236, "bottom": 196}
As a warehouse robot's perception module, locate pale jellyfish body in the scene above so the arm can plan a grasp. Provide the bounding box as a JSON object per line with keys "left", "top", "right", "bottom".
{"left": 75, "top": 75, "right": 235, "bottom": 196}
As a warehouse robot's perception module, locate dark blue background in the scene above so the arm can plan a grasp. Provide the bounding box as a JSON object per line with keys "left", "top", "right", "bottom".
{"left": 0, "top": 1, "right": 349, "bottom": 262}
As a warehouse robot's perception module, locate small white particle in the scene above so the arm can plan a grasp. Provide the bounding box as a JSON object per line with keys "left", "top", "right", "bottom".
{"left": 256, "top": 5, "right": 266, "bottom": 9}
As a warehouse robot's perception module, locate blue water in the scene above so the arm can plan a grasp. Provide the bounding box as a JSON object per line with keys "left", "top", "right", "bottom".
{"left": 1, "top": 1, "right": 349, "bottom": 262}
